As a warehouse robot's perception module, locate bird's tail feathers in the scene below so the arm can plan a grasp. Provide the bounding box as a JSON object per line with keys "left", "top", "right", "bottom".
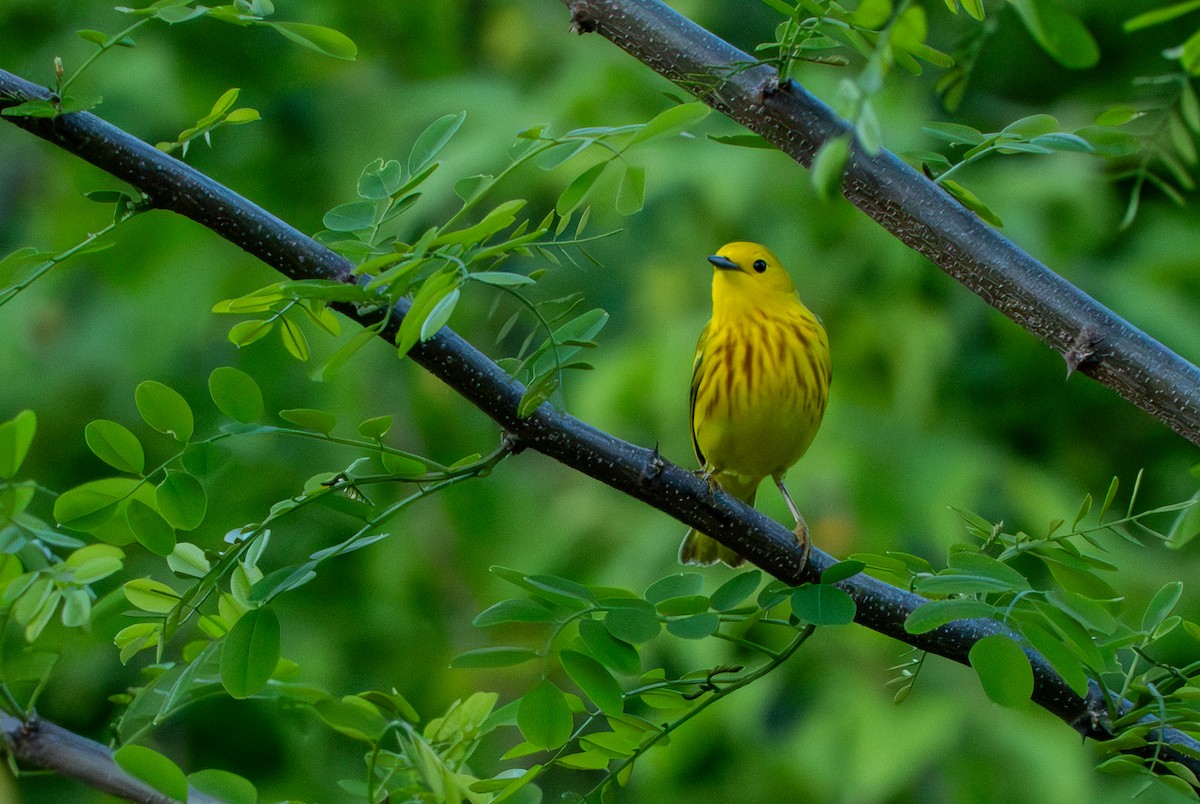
{"left": 678, "top": 475, "right": 758, "bottom": 568}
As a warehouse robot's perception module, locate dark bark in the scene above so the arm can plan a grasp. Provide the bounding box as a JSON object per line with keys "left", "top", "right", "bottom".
{"left": 0, "top": 712, "right": 220, "bottom": 803}
{"left": 0, "top": 22, "right": 1197, "bottom": 792}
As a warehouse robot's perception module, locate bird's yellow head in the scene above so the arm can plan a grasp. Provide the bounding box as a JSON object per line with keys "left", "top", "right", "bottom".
{"left": 708, "top": 242, "right": 798, "bottom": 311}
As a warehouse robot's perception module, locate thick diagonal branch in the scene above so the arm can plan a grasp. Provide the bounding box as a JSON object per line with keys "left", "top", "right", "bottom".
{"left": 0, "top": 712, "right": 219, "bottom": 804}
{"left": 0, "top": 55, "right": 1197, "bottom": 791}
{"left": 561, "top": 0, "right": 1200, "bottom": 447}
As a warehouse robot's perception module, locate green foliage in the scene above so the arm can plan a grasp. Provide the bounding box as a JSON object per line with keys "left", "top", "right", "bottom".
{"left": 847, "top": 474, "right": 1200, "bottom": 791}
{"left": 433, "top": 566, "right": 859, "bottom": 799}
{"left": 212, "top": 102, "right": 712, "bottom": 415}
{"left": 156, "top": 86, "right": 260, "bottom": 157}
{"left": 4, "top": 1, "right": 1200, "bottom": 802}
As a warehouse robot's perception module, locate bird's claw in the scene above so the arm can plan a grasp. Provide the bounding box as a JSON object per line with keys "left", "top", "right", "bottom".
{"left": 792, "top": 517, "right": 812, "bottom": 574}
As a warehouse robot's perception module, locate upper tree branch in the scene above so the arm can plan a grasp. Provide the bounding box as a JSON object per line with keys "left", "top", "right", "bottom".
{"left": 0, "top": 16, "right": 1197, "bottom": 791}
{"left": 561, "top": 0, "right": 1200, "bottom": 447}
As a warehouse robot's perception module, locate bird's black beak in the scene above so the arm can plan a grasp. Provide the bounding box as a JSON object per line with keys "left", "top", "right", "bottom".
{"left": 708, "top": 255, "right": 739, "bottom": 271}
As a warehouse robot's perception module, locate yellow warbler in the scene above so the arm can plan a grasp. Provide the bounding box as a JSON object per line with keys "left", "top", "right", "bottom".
{"left": 680, "top": 242, "right": 831, "bottom": 567}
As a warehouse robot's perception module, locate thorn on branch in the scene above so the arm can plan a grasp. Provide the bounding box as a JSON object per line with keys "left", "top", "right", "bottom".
{"left": 567, "top": 2, "right": 597, "bottom": 34}
{"left": 501, "top": 429, "right": 525, "bottom": 456}
{"left": 1063, "top": 328, "right": 1105, "bottom": 379}
{"left": 639, "top": 443, "right": 664, "bottom": 481}
{"left": 759, "top": 75, "right": 781, "bottom": 101}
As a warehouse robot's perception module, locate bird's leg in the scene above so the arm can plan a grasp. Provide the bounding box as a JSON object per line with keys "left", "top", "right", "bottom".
{"left": 695, "top": 465, "right": 721, "bottom": 496}
{"left": 775, "top": 477, "right": 811, "bottom": 570}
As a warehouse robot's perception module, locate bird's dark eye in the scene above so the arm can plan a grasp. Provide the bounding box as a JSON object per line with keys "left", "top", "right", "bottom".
{"left": 753, "top": 259, "right": 767, "bottom": 273}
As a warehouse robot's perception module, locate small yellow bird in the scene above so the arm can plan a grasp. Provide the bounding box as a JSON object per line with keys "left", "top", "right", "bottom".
{"left": 680, "top": 242, "right": 831, "bottom": 567}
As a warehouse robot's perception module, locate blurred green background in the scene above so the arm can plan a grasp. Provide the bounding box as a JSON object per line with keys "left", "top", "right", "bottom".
{"left": 2, "top": 0, "right": 1199, "bottom": 801}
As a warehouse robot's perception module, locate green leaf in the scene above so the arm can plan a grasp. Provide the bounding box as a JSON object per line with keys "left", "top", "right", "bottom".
{"left": 1008, "top": 0, "right": 1099, "bottom": 69}
{"left": 250, "top": 562, "right": 318, "bottom": 602}
{"left": 433, "top": 199, "right": 527, "bottom": 248}
{"left": 1167, "top": 495, "right": 1200, "bottom": 549}
{"left": 1124, "top": 0, "right": 1200, "bottom": 32}
{"left": 561, "top": 649, "right": 624, "bottom": 714}
{"left": 314, "top": 328, "right": 377, "bottom": 381}
{"left": 525, "top": 308, "right": 609, "bottom": 379}
{"left": 1020, "top": 619, "right": 1089, "bottom": 698}
{"left": 167, "top": 542, "right": 211, "bottom": 578}
{"left": 707, "top": 133, "right": 773, "bottom": 149}
{"left": 188, "top": 769, "right": 258, "bottom": 804}
{"left": 208, "top": 367, "right": 265, "bottom": 423}
{"left": 517, "top": 681, "right": 573, "bottom": 749}
{"left": 60, "top": 588, "right": 91, "bottom": 628}
{"left": 113, "top": 744, "right": 188, "bottom": 802}
{"left": 323, "top": 200, "right": 377, "bottom": 232}
{"left": 409, "top": 111, "right": 466, "bottom": 175}
{"left": 313, "top": 695, "right": 388, "bottom": 743}
{"left": 905, "top": 598, "right": 996, "bottom": 634}
{"left": 450, "top": 646, "right": 540, "bottom": 668}
{"left": 556, "top": 750, "right": 610, "bottom": 770}
{"left": 84, "top": 419, "right": 144, "bottom": 474}
{"left": 357, "top": 415, "right": 393, "bottom": 440}
{"left": 922, "top": 122, "right": 986, "bottom": 146}
{"left": 1000, "top": 113, "right": 1059, "bottom": 139}
{"left": 710, "top": 570, "right": 762, "bottom": 611}
{"left": 578, "top": 619, "right": 640, "bottom": 675}
{"left": 228, "top": 319, "right": 275, "bottom": 347}
{"left": 114, "top": 622, "right": 160, "bottom": 663}
{"left": 556, "top": 162, "right": 607, "bottom": 217}
{"left": 472, "top": 598, "right": 558, "bottom": 627}
{"left": 454, "top": 173, "right": 494, "bottom": 202}
{"left": 0, "top": 410, "right": 36, "bottom": 479}
{"left": 854, "top": 0, "right": 892, "bottom": 28}
{"left": 914, "top": 574, "right": 1019, "bottom": 596}
{"left": 811, "top": 135, "right": 849, "bottom": 205}
{"left": 156, "top": 471, "right": 206, "bottom": 531}
{"left": 655, "top": 595, "right": 710, "bottom": 617}
{"left": 419, "top": 287, "right": 459, "bottom": 341}
{"left": 941, "top": 179, "right": 1003, "bottom": 227}
{"left": 396, "top": 270, "right": 463, "bottom": 358}
{"left": 470, "top": 271, "right": 535, "bottom": 288}
{"left": 126, "top": 499, "right": 176, "bottom": 556}
{"left": 124, "top": 578, "right": 181, "bottom": 614}
{"left": 1028, "top": 132, "right": 1094, "bottom": 153}
{"left": 381, "top": 451, "right": 427, "bottom": 477}
{"left": 631, "top": 102, "right": 710, "bottom": 144}
{"left": 65, "top": 543, "right": 125, "bottom": 584}
{"left": 220, "top": 607, "right": 281, "bottom": 699}
{"left": 821, "top": 560, "right": 865, "bottom": 585}
{"left": 615, "top": 164, "right": 645, "bottom": 215}
{"left": 1074, "top": 126, "right": 1139, "bottom": 157}
{"left": 526, "top": 574, "right": 596, "bottom": 604}
{"left": 77, "top": 29, "right": 109, "bottom": 45}
{"left": 280, "top": 408, "right": 337, "bottom": 434}
{"left": 357, "top": 158, "right": 404, "bottom": 200}
{"left": 266, "top": 21, "right": 357, "bottom": 60}
{"left": 604, "top": 601, "right": 660, "bottom": 644}
{"left": 279, "top": 317, "right": 310, "bottom": 361}
{"left": 517, "top": 372, "right": 559, "bottom": 418}
{"left": 665, "top": 612, "right": 720, "bottom": 639}
{"left": 968, "top": 634, "right": 1033, "bottom": 707}
{"left": 135, "top": 381, "right": 194, "bottom": 443}
{"left": 644, "top": 573, "right": 703, "bottom": 603}
{"left": 54, "top": 477, "right": 139, "bottom": 531}
{"left": 946, "top": 551, "right": 1031, "bottom": 590}
{"left": 791, "top": 584, "right": 857, "bottom": 625}
{"left": 1143, "top": 581, "right": 1184, "bottom": 633}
